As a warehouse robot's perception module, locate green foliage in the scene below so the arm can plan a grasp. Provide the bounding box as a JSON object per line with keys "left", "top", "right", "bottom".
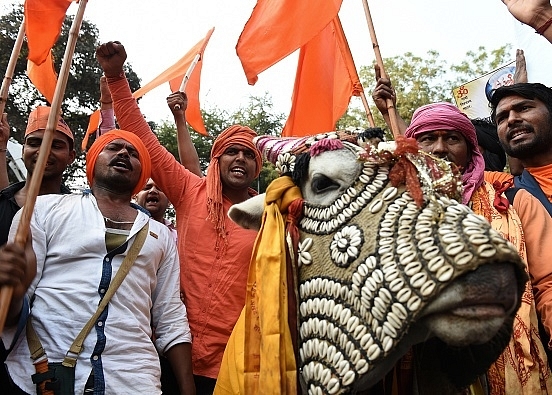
{"left": 155, "top": 94, "right": 286, "bottom": 192}
{"left": 347, "top": 45, "right": 513, "bottom": 133}
{"left": 0, "top": 4, "right": 141, "bottom": 185}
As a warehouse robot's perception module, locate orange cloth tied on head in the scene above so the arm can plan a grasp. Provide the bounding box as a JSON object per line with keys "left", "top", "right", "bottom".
{"left": 86, "top": 129, "right": 151, "bottom": 196}
{"left": 206, "top": 125, "right": 262, "bottom": 247}
{"left": 25, "top": 105, "right": 73, "bottom": 142}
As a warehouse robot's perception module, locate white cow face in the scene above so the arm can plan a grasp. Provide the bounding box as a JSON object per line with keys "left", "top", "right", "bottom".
{"left": 229, "top": 135, "right": 526, "bottom": 394}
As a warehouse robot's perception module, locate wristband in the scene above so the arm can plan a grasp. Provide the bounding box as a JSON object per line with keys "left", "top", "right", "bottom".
{"left": 536, "top": 17, "right": 552, "bottom": 35}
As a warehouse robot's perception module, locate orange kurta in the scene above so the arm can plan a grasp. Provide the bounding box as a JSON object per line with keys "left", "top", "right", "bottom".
{"left": 472, "top": 182, "right": 552, "bottom": 394}
{"left": 109, "top": 76, "right": 258, "bottom": 378}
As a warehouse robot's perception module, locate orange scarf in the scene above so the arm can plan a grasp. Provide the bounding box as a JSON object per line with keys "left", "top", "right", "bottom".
{"left": 471, "top": 181, "right": 552, "bottom": 395}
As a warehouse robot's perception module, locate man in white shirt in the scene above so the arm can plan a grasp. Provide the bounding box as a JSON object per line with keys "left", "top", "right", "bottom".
{"left": 0, "top": 129, "right": 194, "bottom": 394}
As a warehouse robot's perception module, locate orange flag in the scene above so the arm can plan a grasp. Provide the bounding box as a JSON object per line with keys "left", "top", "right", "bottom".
{"left": 282, "top": 17, "right": 363, "bottom": 137}
{"left": 81, "top": 110, "right": 100, "bottom": 151}
{"left": 24, "top": 0, "right": 74, "bottom": 66}
{"left": 83, "top": 28, "right": 214, "bottom": 147}
{"left": 133, "top": 27, "right": 213, "bottom": 136}
{"left": 27, "top": 50, "right": 58, "bottom": 104}
{"left": 237, "top": 0, "right": 342, "bottom": 85}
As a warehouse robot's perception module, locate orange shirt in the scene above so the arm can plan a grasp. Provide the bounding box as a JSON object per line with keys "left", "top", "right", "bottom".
{"left": 485, "top": 166, "right": 552, "bottom": 203}
{"left": 110, "top": 76, "right": 258, "bottom": 378}
{"left": 526, "top": 163, "right": 552, "bottom": 202}
{"left": 485, "top": 171, "right": 552, "bottom": 346}
{"left": 513, "top": 188, "right": 552, "bottom": 347}
{"left": 484, "top": 170, "right": 514, "bottom": 187}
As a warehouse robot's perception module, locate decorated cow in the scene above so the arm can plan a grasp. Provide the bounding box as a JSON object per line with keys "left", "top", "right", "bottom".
{"left": 214, "top": 131, "right": 526, "bottom": 395}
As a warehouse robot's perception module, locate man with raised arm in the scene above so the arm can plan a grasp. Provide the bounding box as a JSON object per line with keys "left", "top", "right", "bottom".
{"left": 0, "top": 130, "right": 194, "bottom": 394}
{"left": 96, "top": 41, "right": 262, "bottom": 394}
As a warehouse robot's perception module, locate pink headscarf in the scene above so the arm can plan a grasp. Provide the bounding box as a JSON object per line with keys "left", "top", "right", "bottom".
{"left": 404, "top": 102, "right": 485, "bottom": 204}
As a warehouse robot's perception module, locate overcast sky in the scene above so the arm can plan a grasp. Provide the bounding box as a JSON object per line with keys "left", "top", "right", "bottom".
{"left": 4, "top": 0, "right": 550, "bottom": 124}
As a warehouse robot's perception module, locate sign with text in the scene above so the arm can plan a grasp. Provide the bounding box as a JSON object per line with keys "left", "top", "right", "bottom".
{"left": 452, "top": 61, "right": 515, "bottom": 119}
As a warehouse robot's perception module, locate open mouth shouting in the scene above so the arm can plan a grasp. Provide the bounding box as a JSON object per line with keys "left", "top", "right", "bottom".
{"left": 230, "top": 166, "right": 246, "bottom": 178}
{"left": 145, "top": 195, "right": 160, "bottom": 207}
{"left": 110, "top": 157, "right": 133, "bottom": 172}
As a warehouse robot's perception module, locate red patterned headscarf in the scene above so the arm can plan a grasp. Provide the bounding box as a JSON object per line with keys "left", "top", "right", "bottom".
{"left": 86, "top": 129, "right": 151, "bottom": 196}
{"left": 206, "top": 125, "right": 262, "bottom": 247}
{"left": 404, "top": 102, "right": 485, "bottom": 204}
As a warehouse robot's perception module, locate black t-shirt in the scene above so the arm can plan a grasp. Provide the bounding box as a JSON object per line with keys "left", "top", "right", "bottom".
{"left": 0, "top": 181, "right": 26, "bottom": 246}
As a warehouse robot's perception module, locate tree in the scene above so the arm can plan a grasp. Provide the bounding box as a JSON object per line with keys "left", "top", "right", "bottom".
{"left": 0, "top": 4, "right": 141, "bottom": 185}
{"left": 338, "top": 45, "right": 512, "bottom": 136}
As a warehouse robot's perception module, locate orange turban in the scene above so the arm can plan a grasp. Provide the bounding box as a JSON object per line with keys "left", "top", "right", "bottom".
{"left": 206, "top": 125, "right": 261, "bottom": 249}
{"left": 86, "top": 129, "right": 151, "bottom": 196}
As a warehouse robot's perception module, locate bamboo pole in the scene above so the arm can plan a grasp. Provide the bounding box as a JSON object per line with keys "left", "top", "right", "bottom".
{"left": 0, "top": 0, "right": 89, "bottom": 333}
{"left": 174, "top": 28, "right": 214, "bottom": 110}
{"left": 0, "top": 19, "right": 26, "bottom": 116}
{"left": 361, "top": 0, "right": 401, "bottom": 139}
{"left": 359, "top": 91, "right": 376, "bottom": 127}
{"left": 173, "top": 53, "right": 201, "bottom": 110}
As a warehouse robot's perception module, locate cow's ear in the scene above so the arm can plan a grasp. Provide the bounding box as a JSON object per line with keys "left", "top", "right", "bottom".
{"left": 228, "top": 194, "right": 265, "bottom": 231}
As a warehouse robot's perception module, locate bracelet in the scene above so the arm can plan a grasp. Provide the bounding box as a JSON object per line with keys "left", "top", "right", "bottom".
{"left": 100, "top": 101, "right": 113, "bottom": 105}
{"left": 536, "top": 17, "right": 552, "bottom": 35}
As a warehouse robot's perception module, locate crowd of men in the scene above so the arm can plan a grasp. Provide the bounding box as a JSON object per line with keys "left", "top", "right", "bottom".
{"left": 0, "top": 0, "right": 552, "bottom": 394}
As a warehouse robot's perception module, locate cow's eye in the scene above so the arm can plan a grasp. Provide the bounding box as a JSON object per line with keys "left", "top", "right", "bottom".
{"left": 311, "top": 175, "right": 339, "bottom": 194}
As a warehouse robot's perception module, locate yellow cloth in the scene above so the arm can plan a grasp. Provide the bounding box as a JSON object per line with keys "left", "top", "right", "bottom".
{"left": 471, "top": 181, "right": 552, "bottom": 395}
{"left": 214, "top": 176, "right": 301, "bottom": 394}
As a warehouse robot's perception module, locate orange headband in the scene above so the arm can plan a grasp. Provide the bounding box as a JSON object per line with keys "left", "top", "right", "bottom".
{"left": 86, "top": 129, "right": 151, "bottom": 195}
{"left": 210, "top": 125, "right": 262, "bottom": 174}
{"left": 206, "top": 125, "right": 261, "bottom": 250}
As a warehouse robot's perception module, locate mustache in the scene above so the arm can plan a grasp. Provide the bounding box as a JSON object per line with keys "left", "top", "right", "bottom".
{"left": 508, "top": 124, "right": 534, "bottom": 139}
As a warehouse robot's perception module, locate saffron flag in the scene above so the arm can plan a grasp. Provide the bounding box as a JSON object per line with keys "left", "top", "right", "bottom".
{"left": 132, "top": 27, "right": 214, "bottom": 136}
{"left": 27, "top": 50, "right": 58, "bottom": 104}
{"left": 84, "top": 28, "right": 214, "bottom": 148}
{"left": 282, "top": 17, "right": 363, "bottom": 137}
{"left": 237, "top": 0, "right": 343, "bottom": 85}
{"left": 24, "top": 0, "right": 74, "bottom": 66}
{"left": 82, "top": 109, "right": 101, "bottom": 151}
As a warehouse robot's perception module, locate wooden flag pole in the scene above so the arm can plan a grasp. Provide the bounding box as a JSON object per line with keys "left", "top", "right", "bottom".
{"left": 178, "top": 53, "right": 201, "bottom": 93}
{"left": 361, "top": 0, "right": 401, "bottom": 138}
{"left": 173, "top": 53, "right": 201, "bottom": 110}
{"left": 0, "top": 18, "right": 26, "bottom": 116}
{"left": 174, "top": 28, "right": 214, "bottom": 110}
{"left": 0, "top": 0, "right": 89, "bottom": 332}
{"left": 359, "top": 91, "right": 376, "bottom": 127}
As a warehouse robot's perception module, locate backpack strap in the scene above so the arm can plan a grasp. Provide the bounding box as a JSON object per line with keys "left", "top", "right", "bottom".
{"left": 504, "top": 186, "right": 519, "bottom": 205}
{"left": 26, "top": 222, "right": 150, "bottom": 367}
{"left": 510, "top": 170, "right": 552, "bottom": 216}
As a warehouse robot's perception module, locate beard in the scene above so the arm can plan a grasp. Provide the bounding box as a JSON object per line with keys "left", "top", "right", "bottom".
{"left": 502, "top": 124, "right": 552, "bottom": 160}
